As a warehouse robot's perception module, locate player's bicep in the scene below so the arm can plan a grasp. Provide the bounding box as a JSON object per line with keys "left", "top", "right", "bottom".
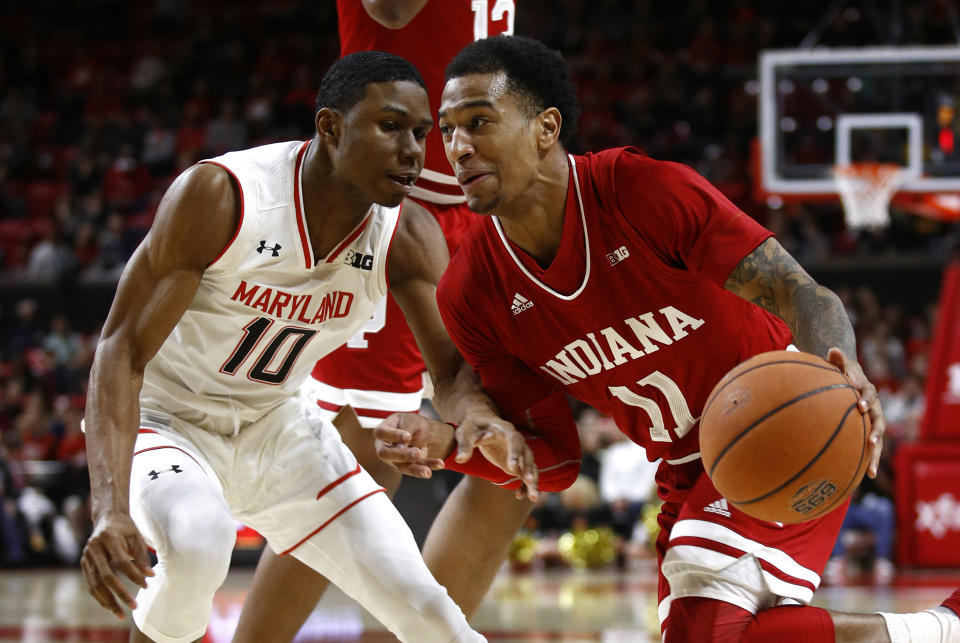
{"left": 100, "top": 164, "right": 239, "bottom": 370}
{"left": 723, "top": 237, "right": 818, "bottom": 325}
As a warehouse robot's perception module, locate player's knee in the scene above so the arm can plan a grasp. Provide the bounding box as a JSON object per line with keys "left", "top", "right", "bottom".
{"left": 162, "top": 501, "right": 236, "bottom": 589}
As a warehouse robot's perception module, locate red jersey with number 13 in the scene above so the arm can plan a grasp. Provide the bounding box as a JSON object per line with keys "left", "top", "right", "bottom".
{"left": 438, "top": 147, "right": 793, "bottom": 472}
{"left": 338, "top": 0, "right": 515, "bottom": 203}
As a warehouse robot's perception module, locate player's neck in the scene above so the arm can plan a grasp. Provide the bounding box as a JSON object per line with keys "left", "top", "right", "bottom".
{"left": 496, "top": 148, "right": 569, "bottom": 268}
{"left": 299, "top": 139, "right": 376, "bottom": 260}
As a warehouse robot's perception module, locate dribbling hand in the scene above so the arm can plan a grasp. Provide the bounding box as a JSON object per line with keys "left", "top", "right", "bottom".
{"left": 80, "top": 511, "right": 154, "bottom": 619}
{"left": 827, "top": 347, "right": 887, "bottom": 478}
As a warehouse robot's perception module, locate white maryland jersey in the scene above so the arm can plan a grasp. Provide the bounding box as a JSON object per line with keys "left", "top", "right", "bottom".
{"left": 140, "top": 140, "right": 401, "bottom": 435}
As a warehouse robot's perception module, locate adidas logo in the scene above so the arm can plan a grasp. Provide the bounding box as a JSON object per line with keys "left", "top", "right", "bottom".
{"left": 511, "top": 293, "right": 534, "bottom": 315}
{"left": 704, "top": 498, "right": 731, "bottom": 518}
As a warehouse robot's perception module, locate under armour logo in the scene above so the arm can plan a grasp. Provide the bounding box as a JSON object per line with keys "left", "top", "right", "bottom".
{"left": 257, "top": 240, "right": 282, "bottom": 256}
{"left": 148, "top": 465, "right": 183, "bottom": 480}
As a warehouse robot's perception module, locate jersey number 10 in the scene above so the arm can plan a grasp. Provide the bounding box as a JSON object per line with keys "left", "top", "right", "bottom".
{"left": 220, "top": 317, "right": 317, "bottom": 385}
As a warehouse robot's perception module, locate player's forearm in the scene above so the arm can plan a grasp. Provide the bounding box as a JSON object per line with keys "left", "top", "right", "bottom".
{"left": 725, "top": 238, "right": 857, "bottom": 359}
{"left": 442, "top": 389, "right": 584, "bottom": 491}
{"left": 85, "top": 337, "right": 143, "bottom": 520}
{"left": 783, "top": 284, "right": 858, "bottom": 359}
{"left": 443, "top": 436, "right": 581, "bottom": 492}
{"left": 432, "top": 361, "right": 501, "bottom": 426}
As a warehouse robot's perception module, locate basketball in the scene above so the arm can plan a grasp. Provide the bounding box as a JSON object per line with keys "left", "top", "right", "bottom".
{"left": 700, "top": 350, "right": 871, "bottom": 524}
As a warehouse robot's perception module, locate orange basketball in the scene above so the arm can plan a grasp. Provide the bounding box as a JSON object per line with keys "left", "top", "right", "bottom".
{"left": 700, "top": 350, "right": 871, "bottom": 524}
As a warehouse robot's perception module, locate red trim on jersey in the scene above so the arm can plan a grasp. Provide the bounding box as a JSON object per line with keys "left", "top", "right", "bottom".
{"left": 383, "top": 200, "right": 404, "bottom": 288}
{"left": 200, "top": 161, "right": 245, "bottom": 267}
{"left": 324, "top": 213, "right": 372, "bottom": 264}
{"left": 669, "top": 535, "right": 817, "bottom": 593}
{"left": 315, "top": 463, "right": 361, "bottom": 500}
{"left": 133, "top": 445, "right": 203, "bottom": 470}
{"left": 279, "top": 488, "right": 386, "bottom": 556}
{"left": 137, "top": 428, "right": 157, "bottom": 435}
{"left": 293, "top": 140, "right": 313, "bottom": 269}
{"left": 316, "top": 400, "right": 400, "bottom": 418}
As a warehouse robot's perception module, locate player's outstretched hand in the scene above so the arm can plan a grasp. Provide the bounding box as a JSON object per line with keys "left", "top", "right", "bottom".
{"left": 828, "top": 346, "right": 887, "bottom": 478}
{"left": 454, "top": 412, "right": 539, "bottom": 502}
{"left": 80, "top": 511, "right": 154, "bottom": 619}
{"left": 374, "top": 412, "right": 449, "bottom": 479}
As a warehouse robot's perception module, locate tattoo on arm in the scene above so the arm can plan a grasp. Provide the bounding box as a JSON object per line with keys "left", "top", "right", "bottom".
{"left": 724, "top": 238, "right": 856, "bottom": 358}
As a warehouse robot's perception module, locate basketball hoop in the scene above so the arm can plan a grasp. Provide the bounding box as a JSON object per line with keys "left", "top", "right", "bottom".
{"left": 832, "top": 162, "right": 907, "bottom": 230}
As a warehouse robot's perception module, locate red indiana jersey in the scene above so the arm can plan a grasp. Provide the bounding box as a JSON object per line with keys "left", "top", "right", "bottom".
{"left": 337, "top": 0, "right": 515, "bottom": 204}
{"left": 437, "top": 147, "right": 793, "bottom": 490}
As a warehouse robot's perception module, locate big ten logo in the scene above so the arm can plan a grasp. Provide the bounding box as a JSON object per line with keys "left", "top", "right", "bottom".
{"left": 789, "top": 479, "right": 837, "bottom": 517}
{"left": 606, "top": 246, "right": 630, "bottom": 266}
{"left": 345, "top": 250, "right": 374, "bottom": 271}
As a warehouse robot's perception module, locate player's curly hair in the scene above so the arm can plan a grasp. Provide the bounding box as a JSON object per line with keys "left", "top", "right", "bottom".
{"left": 445, "top": 36, "right": 580, "bottom": 147}
{"left": 315, "top": 51, "right": 426, "bottom": 113}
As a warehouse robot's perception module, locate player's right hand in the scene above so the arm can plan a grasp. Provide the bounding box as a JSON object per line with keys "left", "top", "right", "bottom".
{"left": 80, "top": 511, "right": 154, "bottom": 619}
{"left": 374, "top": 412, "right": 450, "bottom": 479}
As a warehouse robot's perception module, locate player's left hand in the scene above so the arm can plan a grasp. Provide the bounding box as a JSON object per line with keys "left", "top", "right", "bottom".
{"left": 374, "top": 413, "right": 450, "bottom": 479}
{"left": 827, "top": 347, "right": 886, "bottom": 478}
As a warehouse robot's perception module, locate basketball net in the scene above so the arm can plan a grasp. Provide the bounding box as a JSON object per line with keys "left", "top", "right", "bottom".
{"left": 831, "top": 162, "right": 907, "bottom": 230}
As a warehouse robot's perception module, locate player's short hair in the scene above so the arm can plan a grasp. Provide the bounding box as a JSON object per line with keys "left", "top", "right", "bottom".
{"left": 315, "top": 51, "right": 426, "bottom": 114}
{"left": 445, "top": 36, "right": 580, "bottom": 147}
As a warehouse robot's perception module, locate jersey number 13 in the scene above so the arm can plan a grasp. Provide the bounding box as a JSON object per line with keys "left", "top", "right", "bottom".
{"left": 472, "top": 0, "right": 515, "bottom": 40}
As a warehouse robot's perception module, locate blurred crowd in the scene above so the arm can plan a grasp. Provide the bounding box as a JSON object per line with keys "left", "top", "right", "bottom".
{"left": 1, "top": 0, "right": 958, "bottom": 577}
{"left": 1, "top": 299, "right": 92, "bottom": 566}
{"left": 2, "top": 1, "right": 959, "bottom": 279}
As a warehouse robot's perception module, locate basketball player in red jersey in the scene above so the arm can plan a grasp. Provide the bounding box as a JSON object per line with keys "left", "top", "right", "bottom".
{"left": 232, "top": 3, "right": 529, "bottom": 641}
{"left": 376, "top": 36, "right": 960, "bottom": 642}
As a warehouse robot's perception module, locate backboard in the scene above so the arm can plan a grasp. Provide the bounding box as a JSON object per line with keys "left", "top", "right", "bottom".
{"left": 759, "top": 46, "right": 960, "bottom": 197}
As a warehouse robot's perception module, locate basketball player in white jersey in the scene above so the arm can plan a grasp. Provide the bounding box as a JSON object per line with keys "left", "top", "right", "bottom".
{"left": 79, "top": 51, "right": 536, "bottom": 643}
{"left": 233, "top": 4, "right": 530, "bottom": 642}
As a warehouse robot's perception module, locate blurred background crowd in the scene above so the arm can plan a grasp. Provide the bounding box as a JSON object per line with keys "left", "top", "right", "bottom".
{"left": 1, "top": 0, "right": 958, "bottom": 582}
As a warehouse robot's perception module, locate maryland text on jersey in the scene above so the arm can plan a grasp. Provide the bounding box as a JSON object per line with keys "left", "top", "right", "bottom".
{"left": 231, "top": 280, "right": 355, "bottom": 325}
{"left": 539, "top": 305, "right": 706, "bottom": 386}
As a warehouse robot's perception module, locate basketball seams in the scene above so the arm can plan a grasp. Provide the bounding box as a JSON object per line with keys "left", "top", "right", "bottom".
{"left": 706, "top": 382, "right": 856, "bottom": 478}
{"left": 808, "top": 407, "right": 871, "bottom": 519}
{"left": 730, "top": 400, "right": 860, "bottom": 507}
{"left": 701, "top": 350, "right": 871, "bottom": 523}
{"left": 701, "top": 359, "right": 844, "bottom": 423}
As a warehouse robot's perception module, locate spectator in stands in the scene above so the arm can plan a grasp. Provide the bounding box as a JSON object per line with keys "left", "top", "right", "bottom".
{"left": 598, "top": 430, "right": 659, "bottom": 543}
{"left": 93, "top": 212, "right": 128, "bottom": 275}
{"left": 205, "top": 100, "right": 247, "bottom": 156}
{"left": 0, "top": 445, "right": 26, "bottom": 566}
{"left": 6, "top": 299, "right": 43, "bottom": 357}
{"left": 26, "top": 226, "right": 76, "bottom": 279}
{"left": 823, "top": 451, "right": 897, "bottom": 586}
